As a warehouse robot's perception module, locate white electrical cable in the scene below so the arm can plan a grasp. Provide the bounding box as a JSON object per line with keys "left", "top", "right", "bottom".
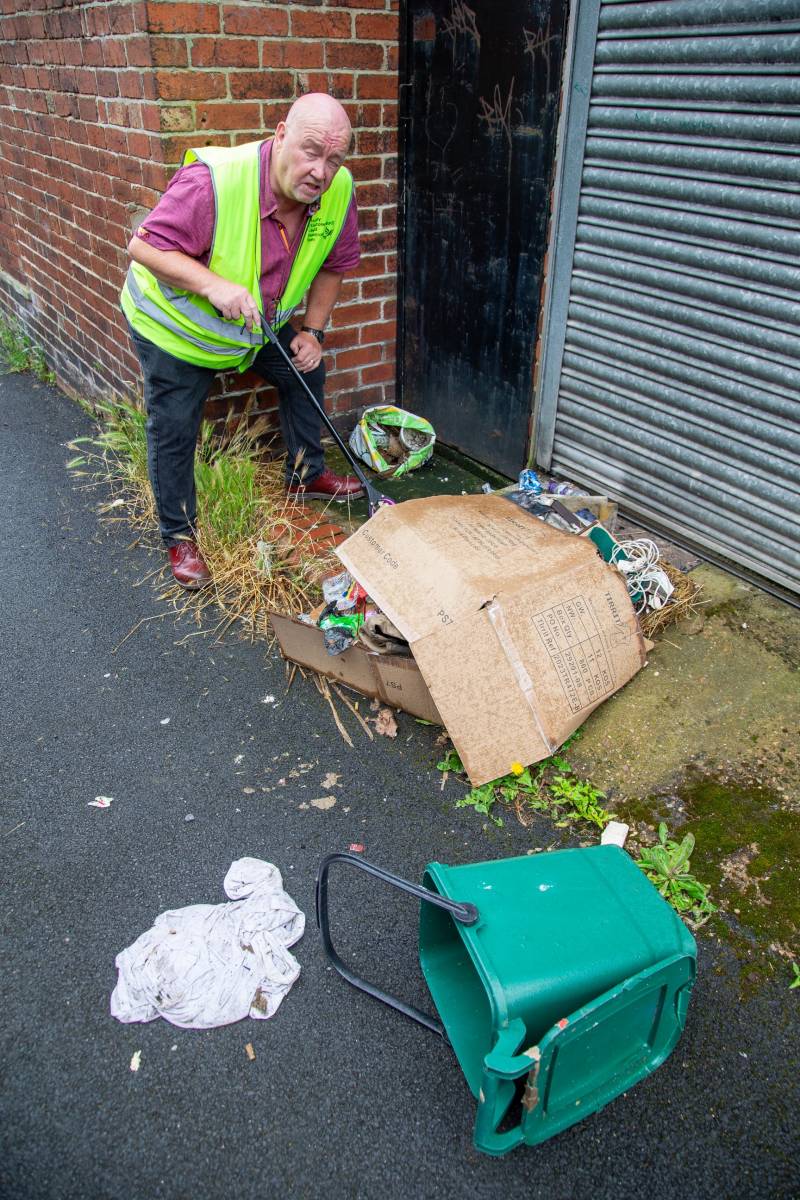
{"left": 611, "top": 538, "right": 660, "bottom": 575}
{"left": 611, "top": 539, "right": 664, "bottom": 612}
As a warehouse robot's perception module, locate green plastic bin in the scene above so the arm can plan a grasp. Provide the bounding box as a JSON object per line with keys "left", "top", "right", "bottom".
{"left": 316, "top": 845, "right": 696, "bottom": 1156}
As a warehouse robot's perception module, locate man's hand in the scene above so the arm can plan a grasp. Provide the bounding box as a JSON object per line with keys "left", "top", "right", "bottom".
{"left": 290, "top": 329, "right": 323, "bottom": 373}
{"left": 204, "top": 279, "right": 261, "bottom": 332}
{"left": 127, "top": 239, "right": 263, "bottom": 334}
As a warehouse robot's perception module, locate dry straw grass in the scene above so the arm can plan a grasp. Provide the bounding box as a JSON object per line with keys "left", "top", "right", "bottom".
{"left": 639, "top": 559, "right": 702, "bottom": 639}
{"left": 67, "top": 394, "right": 343, "bottom": 643}
{"left": 68, "top": 395, "right": 700, "bottom": 658}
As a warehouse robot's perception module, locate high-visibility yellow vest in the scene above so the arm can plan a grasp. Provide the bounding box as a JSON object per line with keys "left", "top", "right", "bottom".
{"left": 120, "top": 140, "right": 354, "bottom": 371}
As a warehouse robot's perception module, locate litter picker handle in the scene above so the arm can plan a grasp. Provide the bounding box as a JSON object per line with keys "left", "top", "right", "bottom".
{"left": 315, "top": 852, "right": 479, "bottom": 1040}
{"left": 260, "top": 319, "right": 389, "bottom": 515}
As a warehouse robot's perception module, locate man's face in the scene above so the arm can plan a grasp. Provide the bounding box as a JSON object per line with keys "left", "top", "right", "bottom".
{"left": 272, "top": 115, "right": 350, "bottom": 206}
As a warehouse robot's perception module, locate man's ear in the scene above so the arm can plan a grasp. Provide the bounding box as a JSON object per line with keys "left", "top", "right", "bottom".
{"left": 273, "top": 121, "right": 287, "bottom": 149}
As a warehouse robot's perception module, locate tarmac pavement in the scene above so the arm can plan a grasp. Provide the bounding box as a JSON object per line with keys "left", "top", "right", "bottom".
{"left": 1, "top": 369, "right": 798, "bottom": 1200}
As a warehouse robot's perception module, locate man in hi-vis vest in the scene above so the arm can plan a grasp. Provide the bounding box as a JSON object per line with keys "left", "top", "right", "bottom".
{"left": 121, "top": 93, "right": 362, "bottom": 589}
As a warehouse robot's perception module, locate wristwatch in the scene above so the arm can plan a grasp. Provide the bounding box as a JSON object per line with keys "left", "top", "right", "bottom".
{"left": 302, "top": 326, "right": 325, "bottom": 344}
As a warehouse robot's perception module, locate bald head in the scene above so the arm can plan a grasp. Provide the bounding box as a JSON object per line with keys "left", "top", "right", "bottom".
{"left": 285, "top": 92, "right": 352, "bottom": 145}
{"left": 271, "top": 93, "right": 352, "bottom": 207}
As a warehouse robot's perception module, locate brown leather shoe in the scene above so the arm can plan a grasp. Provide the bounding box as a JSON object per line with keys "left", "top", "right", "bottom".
{"left": 287, "top": 467, "right": 365, "bottom": 502}
{"left": 168, "top": 540, "right": 212, "bottom": 589}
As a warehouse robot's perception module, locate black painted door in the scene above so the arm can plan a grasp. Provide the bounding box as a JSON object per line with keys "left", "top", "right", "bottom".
{"left": 399, "top": 0, "right": 567, "bottom": 477}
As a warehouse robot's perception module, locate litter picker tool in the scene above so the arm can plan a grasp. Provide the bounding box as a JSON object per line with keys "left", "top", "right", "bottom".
{"left": 260, "top": 317, "right": 394, "bottom": 518}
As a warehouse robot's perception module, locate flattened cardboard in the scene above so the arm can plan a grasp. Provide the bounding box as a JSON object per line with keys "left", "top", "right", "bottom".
{"left": 337, "top": 494, "right": 645, "bottom": 787}
{"left": 270, "top": 613, "right": 442, "bottom": 725}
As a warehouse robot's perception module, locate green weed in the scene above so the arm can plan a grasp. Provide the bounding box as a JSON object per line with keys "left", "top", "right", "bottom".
{"left": 437, "top": 750, "right": 504, "bottom": 825}
{"left": 0, "top": 310, "right": 55, "bottom": 382}
{"left": 193, "top": 415, "right": 267, "bottom": 549}
{"left": 436, "top": 748, "right": 464, "bottom": 774}
{"left": 456, "top": 782, "right": 504, "bottom": 826}
{"left": 437, "top": 733, "right": 612, "bottom": 833}
{"left": 635, "top": 822, "right": 717, "bottom": 929}
{"left": 68, "top": 399, "right": 270, "bottom": 549}
{"left": 790, "top": 962, "right": 800, "bottom": 990}
{"left": 67, "top": 395, "right": 328, "bottom": 638}
{"left": 548, "top": 774, "right": 613, "bottom": 829}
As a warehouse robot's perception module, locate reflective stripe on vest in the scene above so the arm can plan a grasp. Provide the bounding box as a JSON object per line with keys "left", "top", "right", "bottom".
{"left": 124, "top": 268, "right": 261, "bottom": 356}
{"left": 120, "top": 140, "right": 354, "bottom": 371}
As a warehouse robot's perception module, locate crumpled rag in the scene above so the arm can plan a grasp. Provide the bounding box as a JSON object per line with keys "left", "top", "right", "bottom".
{"left": 110, "top": 857, "right": 305, "bottom": 1029}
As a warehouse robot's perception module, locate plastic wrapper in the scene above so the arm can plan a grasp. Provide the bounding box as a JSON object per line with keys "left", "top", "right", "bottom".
{"left": 349, "top": 405, "right": 435, "bottom": 478}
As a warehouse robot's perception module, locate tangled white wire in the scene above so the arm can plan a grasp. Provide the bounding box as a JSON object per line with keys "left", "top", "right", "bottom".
{"left": 611, "top": 539, "right": 664, "bottom": 612}
{"left": 612, "top": 538, "right": 660, "bottom": 576}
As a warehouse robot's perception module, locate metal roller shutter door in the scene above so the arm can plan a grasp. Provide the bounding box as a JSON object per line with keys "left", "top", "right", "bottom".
{"left": 537, "top": 0, "right": 800, "bottom": 595}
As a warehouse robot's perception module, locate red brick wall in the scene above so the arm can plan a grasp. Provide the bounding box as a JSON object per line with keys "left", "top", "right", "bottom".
{"left": 0, "top": 1, "right": 164, "bottom": 398}
{"left": 0, "top": 0, "right": 399, "bottom": 426}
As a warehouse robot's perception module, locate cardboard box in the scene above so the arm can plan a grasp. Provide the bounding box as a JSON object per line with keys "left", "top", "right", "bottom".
{"left": 273, "top": 494, "right": 646, "bottom": 787}
{"left": 270, "top": 613, "right": 442, "bottom": 725}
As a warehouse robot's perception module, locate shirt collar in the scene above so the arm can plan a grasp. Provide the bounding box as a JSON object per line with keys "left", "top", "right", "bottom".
{"left": 261, "top": 139, "right": 321, "bottom": 220}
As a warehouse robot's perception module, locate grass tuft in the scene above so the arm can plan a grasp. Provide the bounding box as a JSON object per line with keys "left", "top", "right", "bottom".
{"left": 0, "top": 308, "right": 56, "bottom": 383}
{"left": 67, "top": 395, "right": 337, "bottom": 639}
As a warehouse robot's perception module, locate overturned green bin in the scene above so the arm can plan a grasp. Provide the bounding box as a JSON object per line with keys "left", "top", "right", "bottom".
{"left": 316, "top": 845, "right": 696, "bottom": 1156}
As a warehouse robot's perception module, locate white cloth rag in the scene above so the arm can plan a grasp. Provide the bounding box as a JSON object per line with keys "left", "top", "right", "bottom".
{"left": 110, "top": 858, "right": 305, "bottom": 1029}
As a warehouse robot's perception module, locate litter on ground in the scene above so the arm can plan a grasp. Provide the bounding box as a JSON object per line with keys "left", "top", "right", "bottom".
{"left": 110, "top": 858, "right": 304, "bottom": 1029}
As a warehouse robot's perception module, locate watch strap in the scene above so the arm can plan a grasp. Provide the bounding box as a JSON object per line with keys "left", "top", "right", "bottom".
{"left": 302, "top": 325, "right": 325, "bottom": 343}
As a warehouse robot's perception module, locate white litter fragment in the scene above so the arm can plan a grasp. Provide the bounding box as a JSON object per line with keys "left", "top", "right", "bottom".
{"left": 130, "top": 1050, "right": 141, "bottom": 1072}
{"left": 160, "top": 718, "right": 171, "bottom": 725}
{"left": 261, "top": 695, "right": 276, "bottom": 705}
{"left": 89, "top": 796, "right": 113, "bottom": 809}
{"left": 601, "top": 821, "right": 630, "bottom": 848}
{"left": 110, "top": 858, "right": 305, "bottom": 1029}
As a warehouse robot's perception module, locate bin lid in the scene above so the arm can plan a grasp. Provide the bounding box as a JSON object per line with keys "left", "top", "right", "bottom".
{"left": 517, "top": 950, "right": 695, "bottom": 1148}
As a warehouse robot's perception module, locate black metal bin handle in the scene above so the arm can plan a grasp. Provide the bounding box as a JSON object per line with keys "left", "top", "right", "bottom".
{"left": 315, "top": 852, "right": 479, "bottom": 1039}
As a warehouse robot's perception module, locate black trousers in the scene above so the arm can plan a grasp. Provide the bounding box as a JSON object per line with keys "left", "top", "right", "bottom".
{"left": 128, "top": 324, "right": 326, "bottom": 544}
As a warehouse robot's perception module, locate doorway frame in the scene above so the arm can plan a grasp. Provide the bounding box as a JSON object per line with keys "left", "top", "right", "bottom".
{"left": 395, "top": 0, "right": 590, "bottom": 472}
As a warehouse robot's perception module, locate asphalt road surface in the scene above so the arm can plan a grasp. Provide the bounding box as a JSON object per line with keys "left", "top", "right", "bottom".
{"left": 1, "top": 371, "right": 798, "bottom": 1200}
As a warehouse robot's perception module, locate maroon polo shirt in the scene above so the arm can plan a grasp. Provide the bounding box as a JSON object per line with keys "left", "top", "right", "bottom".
{"left": 135, "top": 139, "right": 361, "bottom": 325}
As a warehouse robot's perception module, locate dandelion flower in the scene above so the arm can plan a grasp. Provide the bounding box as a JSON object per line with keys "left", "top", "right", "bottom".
{"left": 510, "top": 761, "right": 525, "bottom": 776}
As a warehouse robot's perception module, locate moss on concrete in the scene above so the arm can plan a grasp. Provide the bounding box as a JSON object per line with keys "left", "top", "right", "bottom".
{"left": 678, "top": 772, "right": 799, "bottom": 954}
{"left": 570, "top": 567, "right": 799, "bottom": 809}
